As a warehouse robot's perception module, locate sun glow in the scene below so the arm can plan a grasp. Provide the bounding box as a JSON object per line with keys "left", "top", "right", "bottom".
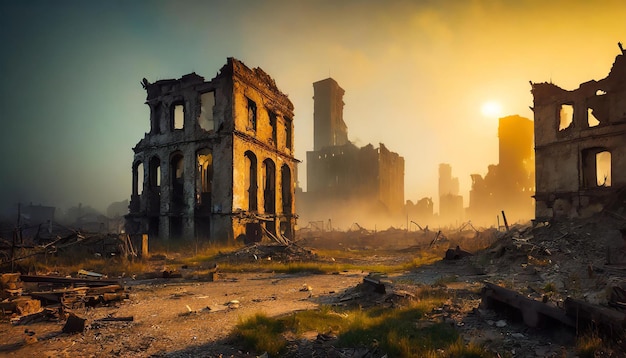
{"left": 481, "top": 101, "right": 502, "bottom": 118}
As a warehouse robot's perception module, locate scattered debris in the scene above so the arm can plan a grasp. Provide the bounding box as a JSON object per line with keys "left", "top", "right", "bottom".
{"left": 221, "top": 242, "right": 317, "bottom": 264}
{"left": 444, "top": 245, "right": 473, "bottom": 260}
{"left": 62, "top": 313, "right": 86, "bottom": 334}
{"left": 482, "top": 281, "right": 575, "bottom": 328}
{"left": 1, "top": 272, "right": 128, "bottom": 325}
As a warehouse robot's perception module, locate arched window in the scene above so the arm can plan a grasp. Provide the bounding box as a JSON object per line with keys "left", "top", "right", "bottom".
{"left": 244, "top": 151, "right": 258, "bottom": 211}
{"left": 263, "top": 159, "right": 276, "bottom": 214}
{"left": 170, "top": 152, "right": 184, "bottom": 210}
{"left": 281, "top": 164, "right": 292, "bottom": 214}
{"left": 196, "top": 148, "right": 213, "bottom": 206}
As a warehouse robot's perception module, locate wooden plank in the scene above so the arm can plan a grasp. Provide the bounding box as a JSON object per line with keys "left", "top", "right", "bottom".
{"left": 482, "top": 282, "right": 575, "bottom": 328}
{"left": 20, "top": 275, "right": 120, "bottom": 286}
{"left": 564, "top": 297, "right": 626, "bottom": 334}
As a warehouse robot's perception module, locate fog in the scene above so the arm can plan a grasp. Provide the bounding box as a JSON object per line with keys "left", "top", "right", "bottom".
{"left": 1, "top": 0, "right": 624, "bottom": 220}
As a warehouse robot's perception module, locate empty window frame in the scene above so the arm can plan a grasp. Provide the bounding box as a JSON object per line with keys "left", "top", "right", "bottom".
{"left": 170, "top": 153, "right": 184, "bottom": 208}
{"left": 596, "top": 151, "right": 611, "bottom": 187}
{"left": 244, "top": 151, "right": 258, "bottom": 211}
{"left": 263, "top": 159, "right": 276, "bottom": 214}
{"left": 147, "top": 156, "right": 161, "bottom": 213}
{"left": 587, "top": 108, "right": 600, "bottom": 127}
{"left": 268, "top": 111, "right": 277, "bottom": 146}
{"left": 281, "top": 164, "right": 292, "bottom": 214}
{"left": 284, "top": 117, "right": 293, "bottom": 150}
{"left": 173, "top": 103, "right": 184, "bottom": 130}
{"left": 133, "top": 161, "right": 144, "bottom": 196}
{"left": 247, "top": 98, "right": 257, "bottom": 131}
{"left": 582, "top": 148, "right": 611, "bottom": 188}
{"left": 199, "top": 92, "right": 215, "bottom": 131}
{"left": 196, "top": 149, "right": 213, "bottom": 206}
{"left": 559, "top": 104, "right": 574, "bottom": 131}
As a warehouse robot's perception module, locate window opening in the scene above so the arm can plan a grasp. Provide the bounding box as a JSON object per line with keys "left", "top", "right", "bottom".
{"left": 148, "top": 157, "right": 161, "bottom": 214}
{"left": 269, "top": 111, "right": 277, "bottom": 146}
{"left": 171, "top": 154, "right": 184, "bottom": 211}
{"left": 133, "top": 162, "right": 144, "bottom": 196}
{"left": 173, "top": 104, "right": 184, "bottom": 130}
{"left": 199, "top": 92, "right": 215, "bottom": 131}
{"left": 245, "top": 151, "right": 258, "bottom": 211}
{"left": 582, "top": 148, "right": 612, "bottom": 189}
{"left": 559, "top": 104, "right": 573, "bottom": 131}
{"left": 263, "top": 159, "right": 276, "bottom": 214}
{"left": 196, "top": 149, "right": 213, "bottom": 206}
{"left": 587, "top": 108, "right": 600, "bottom": 127}
{"left": 281, "top": 165, "right": 292, "bottom": 214}
{"left": 596, "top": 151, "right": 611, "bottom": 187}
{"left": 284, "top": 117, "right": 292, "bottom": 150}
{"left": 247, "top": 98, "right": 257, "bottom": 131}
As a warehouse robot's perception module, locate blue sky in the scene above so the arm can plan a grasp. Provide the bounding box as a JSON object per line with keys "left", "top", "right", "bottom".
{"left": 1, "top": 0, "right": 625, "bottom": 216}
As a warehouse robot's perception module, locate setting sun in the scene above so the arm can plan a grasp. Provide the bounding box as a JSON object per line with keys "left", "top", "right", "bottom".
{"left": 481, "top": 101, "right": 502, "bottom": 118}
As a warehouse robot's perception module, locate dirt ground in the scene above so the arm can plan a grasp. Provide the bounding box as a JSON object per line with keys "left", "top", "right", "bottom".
{"left": 1, "top": 216, "right": 625, "bottom": 357}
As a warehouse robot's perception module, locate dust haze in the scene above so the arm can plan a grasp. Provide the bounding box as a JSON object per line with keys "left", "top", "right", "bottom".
{"left": 0, "top": 1, "right": 624, "bottom": 230}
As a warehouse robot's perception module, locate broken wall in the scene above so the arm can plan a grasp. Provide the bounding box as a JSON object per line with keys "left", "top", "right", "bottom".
{"left": 126, "top": 58, "right": 297, "bottom": 242}
{"left": 532, "top": 48, "right": 626, "bottom": 220}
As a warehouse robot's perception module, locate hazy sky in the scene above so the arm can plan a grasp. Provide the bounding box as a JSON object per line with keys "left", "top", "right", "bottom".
{"left": 1, "top": 0, "right": 625, "bottom": 215}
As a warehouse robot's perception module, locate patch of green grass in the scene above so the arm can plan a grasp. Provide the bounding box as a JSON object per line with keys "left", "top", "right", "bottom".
{"left": 233, "top": 298, "right": 492, "bottom": 357}
{"left": 235, "top": 313, "right": 287, "bottom": 356}
{"left": 445, "top": 338, "right": 495, "bottom": 358}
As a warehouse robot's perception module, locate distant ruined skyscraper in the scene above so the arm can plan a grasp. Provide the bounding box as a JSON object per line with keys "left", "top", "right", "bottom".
{"left": 468, "top": 115, "right": 534, "bottom": 225}
{"left": 313, "top": 78, "right": 349, "bottom": 151}
{"left": 438, "top": 163, "right": 463, "bottom": 224}
{"left": 300, "top": 78, "right": 405, "bottom": 228}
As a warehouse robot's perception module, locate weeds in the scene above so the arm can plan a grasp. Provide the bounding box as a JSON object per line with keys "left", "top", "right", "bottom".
{"left": 234, "top": 300, "right": 492, "bottom": 357}
{"left": 235, "top": 313, "right": 287, "bottom": 356}
{"left": 576, "top": 332, "right": 604, "bottom": 358}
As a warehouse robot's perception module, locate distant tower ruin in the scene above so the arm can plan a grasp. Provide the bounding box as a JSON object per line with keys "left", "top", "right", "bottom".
{"left": 313, "top": 78, "right": 349, "bottom": 150}
{"left": 126, "top": 58, "right": 297, "bottom": 242}
{"left": 302, "top": 78, "right": 405, "bottom": 227}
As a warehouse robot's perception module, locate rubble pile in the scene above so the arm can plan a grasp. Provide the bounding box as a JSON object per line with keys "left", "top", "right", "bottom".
{"left": 221, "top": 242, "right": 318, "bottom": 263}
{"left": 475, "top": 214, "right": 626, "bottom": 308}
{"left": 0, "top": 272, "right": 128, "bottom": 326}
{"left": 1, "top": 230, "right": 143, "bottom": 272}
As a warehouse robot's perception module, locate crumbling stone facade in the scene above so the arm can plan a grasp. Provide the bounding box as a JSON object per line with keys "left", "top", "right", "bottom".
{"left": 126, "top": 58, "right": 297, "bottom": 242}
{"left": 532, "top": 45, "right": 626, "bottom": 220}
{"left": 300, "top": 78, "right": 404, "bottom": 227}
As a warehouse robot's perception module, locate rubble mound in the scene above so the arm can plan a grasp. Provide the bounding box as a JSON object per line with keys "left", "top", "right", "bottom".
{"left": 475, "top": 214, "right": 626, "bottom": 306}
{"left": 220, "top": 243, "right": 318, "bottom": 263}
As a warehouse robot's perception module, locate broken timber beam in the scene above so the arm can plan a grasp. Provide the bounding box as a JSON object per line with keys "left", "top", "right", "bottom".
{"left": 482, "top": 282, "right": 575, "bottom": 328}
{"left": 564, "top": 297, "right": 626, "bottom": 335}
{"left": 20, "top": 275, "right": 120, "bottom": 287}
{"left": 363, "top": 277, "right": 386, "bottom": 294}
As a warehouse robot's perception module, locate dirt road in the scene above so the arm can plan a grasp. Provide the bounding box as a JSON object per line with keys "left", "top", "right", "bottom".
{"left": 0, "top": 271, "right": 366, "bottom": 357}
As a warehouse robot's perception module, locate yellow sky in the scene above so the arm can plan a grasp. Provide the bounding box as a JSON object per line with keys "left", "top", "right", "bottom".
{"left": 1, "top": 0, "right": 624, "bottom": 213}
{"left": 238, "top": 0, "right": 626, "bottom": 207}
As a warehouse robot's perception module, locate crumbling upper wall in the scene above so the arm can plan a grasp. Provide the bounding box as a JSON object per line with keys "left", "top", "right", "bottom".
{"left": 128, "top": 58, "right": 298, "bottom": 242}
{"left": 532, "top": 46, "right": 626, "bottom": 220}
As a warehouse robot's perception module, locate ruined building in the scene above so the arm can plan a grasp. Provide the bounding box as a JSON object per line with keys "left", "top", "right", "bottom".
{"left": 126, "top": 58, "right": 297, "bottom": 241}
{"left": 532, "top": 45, "right": 626, "bottom": 220}
{"left": 438, "top": 163, "right": 464, "bottom": 224}
{"left": 299, "top": 78, "right": 404, "bottom": 228}
{"left": 468, "top": 115, "right": 535, "bottom": 225}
